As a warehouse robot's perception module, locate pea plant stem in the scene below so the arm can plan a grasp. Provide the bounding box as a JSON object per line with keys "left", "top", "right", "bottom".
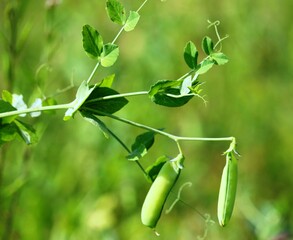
{"left": 0, "top": 102, "right": 73, "bottom": 119}
{"left": 0, "top": 90, "right": 148, "bottom": 119}
{"left": 86, "top": 0, "right": 150, "bottom": 85}
{"left": 85, "top": 91, "right": 149, "bottom": 104}
{"left": 86, "top": 62, "right": 100, "bottom": 85}
{"left": 84, "top": 113, "right": 147, "bottom": 176}
{"left": 87, "top": 109, "right": 235, "bottom": 151}
{"left": 137, "top": 0, "right": 149, "bottom": 13}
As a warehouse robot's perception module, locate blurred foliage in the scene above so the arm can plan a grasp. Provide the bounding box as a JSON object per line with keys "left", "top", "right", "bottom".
{"left": 1, "top": 0, "right": 293, "bottom": 239}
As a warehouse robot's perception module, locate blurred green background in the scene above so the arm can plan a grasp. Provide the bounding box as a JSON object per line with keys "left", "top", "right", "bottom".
{"left": 1, "top": 0, "right": 293, "bottom": 239}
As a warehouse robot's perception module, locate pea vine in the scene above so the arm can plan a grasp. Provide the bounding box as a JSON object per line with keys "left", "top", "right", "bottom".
{"left": 0, "top": 0, "right": 239, "bottom": 232}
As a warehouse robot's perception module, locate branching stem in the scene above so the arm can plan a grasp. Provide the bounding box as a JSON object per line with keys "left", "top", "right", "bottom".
{"left": 84, "top": 109, "right": 235, "bottom": 153}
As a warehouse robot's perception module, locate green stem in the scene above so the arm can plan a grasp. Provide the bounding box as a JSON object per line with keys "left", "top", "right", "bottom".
{"left": 86, "top": 62, "right": 100, "bottom": 85}
{"left": 111, "top": 27, "right": 124, "bottom": 45}
{"left": 137, "top": 0, "right": 149, "bottom": 13}
{"left": 82, "top": 112, "right": 147, "bottom": 176}
{"left": 85, "top": 91, "right": 148, "bottom": 104}
{"left": 176, "top": 136, "right": 234, "bottom": 142}
{"left": 175, "top": 140, "right": 183, "bottom": 156}
{"left": 0, "top": 102, "right": 73, "bottom": 119}
{"left": 106, "top": 127, "right": 147, "bottom": 176}
{"left": 207, "top": 20, "right": 229, "bottom": 51}
{"left": 86, "top": 109, "right": 235, "bottom": 146}
{"left": 86, "top": 0, "right": 151, "bottom": 85}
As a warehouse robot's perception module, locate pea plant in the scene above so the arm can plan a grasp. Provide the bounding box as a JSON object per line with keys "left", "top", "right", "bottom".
{"left": 0, "top": 0, "right": 239, "bottom": 235}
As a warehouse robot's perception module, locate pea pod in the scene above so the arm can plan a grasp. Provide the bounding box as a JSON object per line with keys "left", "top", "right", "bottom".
{"left": 217, "top": 151, "right": 238, "bottom": 227}
{"left": 141, "top": 158, "right": 181, "bottom": 229}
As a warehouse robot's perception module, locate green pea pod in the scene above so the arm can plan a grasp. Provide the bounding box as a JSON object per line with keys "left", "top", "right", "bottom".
{"left": 141, "top": 159, "right": 181, "bottom": 229}
{"left": 217, "top": 151, "right": 238, "bottom": 227}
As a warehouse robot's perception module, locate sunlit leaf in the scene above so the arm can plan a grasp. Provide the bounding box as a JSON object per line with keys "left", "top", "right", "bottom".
{"left": 197, "top": 58, "right": 214, "bottom": 75}
{"left": 100, "top": 43, "right": 119, "bottom": 67}
{"left": 124, "top": 11, "right": 140, "bottom": 32}
{"left": 64, "top": 80, "right": 96, "bottom": 121}
{"left": 211, "top": 52, "right": 229, "bottom": 65}
{"left": 82, "top": 24, "right": 103, "bottom": 59}
{"left": 180, "top": 76, "right": 192, "bottom": 95}
{"left": 2, "top": 90, "right": 13, "bottom": 104}
{"left": 106, "top": 0, "right": 127, "bottom": 25}
{"left": 98, "top": 74, "right": 115, "bottom": 88}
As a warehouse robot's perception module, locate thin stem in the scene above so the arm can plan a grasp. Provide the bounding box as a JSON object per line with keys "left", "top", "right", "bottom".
{"left": 137, "top": 0, "right": 149, "bottom": 13}
{"left": 106, "top": 127, "right": 147, "bottom": 176}
{"left": 86, "top": 62, "right": 100, "bottom": 85}
{"left": 0, "top": 102, "right": 73, "bottom": 119}
{"left": 178, "top": 70, "right": 194, "bottom": 81}
{"left": 85, "top": 91, "right": 148, "bottom": 104}
{"left": 175, "top": 140, "right": 183, "bottom": 155}
{"left": 112, "top": 0, "right": 150, "bottom": 45}
{"left": 176, "top": 136, "right": 234, "bottom": 142}
{"left": 86, "top": 109, "right": 176, "bottom": 140}
{"left": 111, "top": 27, "right": 124, "bottom": 45}
{"left": 207, "top": 20, "right": 229, "bottom": 51}
{"left": 86, "top": 110, "right": 235, "bottom": 145}
{"left": 87, "top": 0, "right": 151, "bottom": 85}
{"left": 83, "top": 112, "right": 147, "bottom": 176}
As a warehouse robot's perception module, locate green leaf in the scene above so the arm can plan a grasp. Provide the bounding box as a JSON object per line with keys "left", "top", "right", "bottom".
{"left": 124, "top": 11, "right": 140, "bottom": 32}
{"left": 202, "top": 36, "right": 214, "bottom": 55}
{"left": 180, "top": 76, "right": 192, "bottom": 95}
{"left": 100, "top": 43, "right": 119, "bottom": 67}
{"left": 80, "top": 111, "right": 110, "bottom": 138}
{"left": 126, "top": 145, "right": 148, "bottom": 161}
{"left": 127, "top": 131, "right": 156, "bottom": 161}
{"left": 197, "top": 58, "right": 214, "bottom": 75}
{"left": 98, "top": 74, "right": 115, "bottom": 88}
{"left": 80, "top": 87, "right": 128, "bottom": 115}
{"left": 14, "top": 120, "right": 38, "bottom": 145}
{"left": 148, "top": 80, "right": 180, "bottom": 97}
{"left": 151, "top": 88, "right": 193, "bottom": 107}
{"left": 0, "top": 99, "right": 17, "bottom": 124}
{"left": 82, "top": 24, "right": 103, "bottom": 59}
{"left": 211, "top": 52, "right": 229, "bottom": 65}
{"left": 145, "top": 156, "right": 168, "bottom": 182}
{"left": 148, "top": 80, "right": 193, "bottom": 107}
{"left": 0, "top": 99, "right": 16, "bottom": 113}
{"left": 184, "top": 41, "right": 198, "bottom": 69}
{"left": 64, "top": 80, "right": 96, "bottom": 121}
{"left": 0, "top": 122, "right": 18, "bottom": 146}
{"left": 2, "top": 90, "right": 13, "bottom": 104}
{"left": 106, "top": 0, "right": 127, "bottom": 25}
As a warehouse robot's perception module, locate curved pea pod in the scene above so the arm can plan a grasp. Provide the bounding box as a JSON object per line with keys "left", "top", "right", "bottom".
{"left": 141, "top": 158, "right": 181, "bottom": 229}
{"left": 217, "top": 151, "right": 238, "bottom": 227}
